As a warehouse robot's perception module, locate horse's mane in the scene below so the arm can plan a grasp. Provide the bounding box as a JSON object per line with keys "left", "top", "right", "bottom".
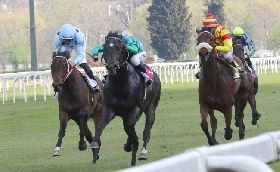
{"left": 105, "top": 30, "right": 122, "bottom": 40}
{"left": 54, "top": 50, "right": 70, "bottom": 60}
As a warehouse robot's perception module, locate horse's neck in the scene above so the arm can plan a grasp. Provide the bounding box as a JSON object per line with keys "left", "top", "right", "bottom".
{"left": 110, "top": 63, "right": 140, "bottom": 87}
{"left": 63, "top": 71, "right": 83, "bottom": 91}
{"left": 201, "top": 58, "right": 220, "bottom": 85}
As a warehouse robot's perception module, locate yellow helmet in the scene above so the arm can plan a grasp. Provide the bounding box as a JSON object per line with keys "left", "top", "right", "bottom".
{"left": 233, "top": 27, "right": 244, "bottom": 36}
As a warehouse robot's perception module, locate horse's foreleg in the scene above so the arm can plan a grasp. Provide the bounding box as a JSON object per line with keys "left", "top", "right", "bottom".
{"left": 223, "top": 108, "right": 233, "bottom": 140}
{"left": 138, "top": 107, "right": 155, "bottom": 161}
{"left": 76, "top": 109, "right": 89, "bottom": 151}
{"left": 123, "top": 108, "right": 140, "bottom": 166}
{"left": 53, "top": 112, "right": 69, "bottom": 156}
{"left": 209, "top": 109, "right": 218, "bottom": 145}
{"left": 200, "top": 105, "right": 216, "bottom": 146}
{"left": 90, "top": 107, "right": 114, "bottom": 164}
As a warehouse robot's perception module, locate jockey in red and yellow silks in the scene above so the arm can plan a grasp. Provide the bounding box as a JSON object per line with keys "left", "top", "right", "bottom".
{"left": 195, "top": 13, "right": 239, "bottom": 80}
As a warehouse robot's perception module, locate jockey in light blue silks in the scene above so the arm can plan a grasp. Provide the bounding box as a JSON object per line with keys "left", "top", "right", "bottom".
{"left": 231, "top": 27, "right": 256, "bottom": 77}
{"left": 91, "top": 30, "right": 153, "bottom": 86}
{"left": 54, "top": 24, "right": 99, "bottom": 99}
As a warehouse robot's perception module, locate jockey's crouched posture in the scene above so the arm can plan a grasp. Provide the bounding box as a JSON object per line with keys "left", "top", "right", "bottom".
{"left": 91, "top": 30, "right": 153, "bottom": 87}
{"left": 196, "top": 13, "right": 241, "bottom": 80}
{"left": 54, "top": 24, "right": 100, "bottom": 99}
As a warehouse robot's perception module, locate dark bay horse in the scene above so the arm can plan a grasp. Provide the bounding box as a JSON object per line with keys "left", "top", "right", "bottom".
{"left": 233, "top": 42, "right": 261, "bottom": 125}
{"left": 51, "top": 51, "right": 104, "bottom": 160}
{"left": 196, "top": 29, "right": 249, "bottom": 145}
{"left": 89, "top": 31, "right": 161, "bottom": 166}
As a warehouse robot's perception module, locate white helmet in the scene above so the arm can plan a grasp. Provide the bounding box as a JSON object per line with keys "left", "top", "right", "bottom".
{"left": 60, "top": 24, "right": 76, "bottom": 40}
{"left": 121, "top": 30, "right": 132, "bottom": 36}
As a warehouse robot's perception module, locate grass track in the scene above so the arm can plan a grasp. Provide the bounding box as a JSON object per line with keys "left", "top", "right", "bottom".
{"left": 0, "top": 72, "right": 279, "bottom": 172}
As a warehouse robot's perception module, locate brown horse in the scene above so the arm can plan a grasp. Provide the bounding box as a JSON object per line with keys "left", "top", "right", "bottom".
{"left": 196, "top": 29, "right": 249, "bottom": 145}
{"left": 51, "top": 51, "right": 104, "bottom": 160}
{"left": 89, "top": 31, "right": 161, "bottom": 166}
{"left": 233, "top": 42, "right": 261, "bottom": 125}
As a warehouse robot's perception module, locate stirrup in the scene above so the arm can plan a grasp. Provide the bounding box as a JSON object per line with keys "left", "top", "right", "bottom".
{"left": 92, "top": 85, "right": 100, "bottom": 92}
{"left": 145, "top": 79, "right": 152, "bottom": 87}
{"left": 233, "top": 73, "right": 240, "bottom": 80}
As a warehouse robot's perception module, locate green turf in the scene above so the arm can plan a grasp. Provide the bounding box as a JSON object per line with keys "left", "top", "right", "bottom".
{"left": 0, "top": 71, "right": 279, "bottom": 172}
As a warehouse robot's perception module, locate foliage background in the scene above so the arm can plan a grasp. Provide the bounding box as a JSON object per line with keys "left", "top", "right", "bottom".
{"left": 0, "top": 0, "right": 280, "bottom": 68}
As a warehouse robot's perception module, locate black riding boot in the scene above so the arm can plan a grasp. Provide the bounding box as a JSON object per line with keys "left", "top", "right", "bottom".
{"left": 79, "top": 63, "right": 100, "bottom": 92}
{"left": 136, "top": 62, "right": 152, "bottom": 86}
{"left": 102, "top": 75, "right": 108, "bottom": 84}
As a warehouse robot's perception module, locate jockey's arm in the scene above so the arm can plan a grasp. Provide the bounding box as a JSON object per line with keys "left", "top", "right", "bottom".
{"left": 244, "top": 33, "right": 256, "bottom": 57}
{"left": 54, "top": 34, "right": 63, "bottom": 53}
{"left": 73, "top": 33, "right": 85, "bottom": 65}
{"left": 216, "top": 39, "right": 233, "bottom": 52}
{"left": 91, "top": 45, "right": 104, "bottom": 57}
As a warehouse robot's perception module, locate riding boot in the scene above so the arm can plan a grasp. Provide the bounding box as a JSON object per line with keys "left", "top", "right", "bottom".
{"left": 102, "top": 75, "right": 108, "bottom": 84}
{"left": 229, "top": 61, "right": 240, "bottom": 79}
{"left": 136, "top": 62, "right": 153, "bottom": 87}
{"left": 80, "top": 63, "right": 100, "bottom": 92}
{"left": 90, "top": 75, "right": 100, "bottom": 92}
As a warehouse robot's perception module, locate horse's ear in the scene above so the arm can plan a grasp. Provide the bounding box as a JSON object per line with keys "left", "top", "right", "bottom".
{"left": 65, "top": 51, "right": 70, "bottom": 60}
{"left": 196, "top": 27, "right": 201, "bottom": 34}
{"left": 210, "top": 27, "right": 216, "bottom": 34}
{"left": 52, "top": 52, "right": 56, "bottom": 59}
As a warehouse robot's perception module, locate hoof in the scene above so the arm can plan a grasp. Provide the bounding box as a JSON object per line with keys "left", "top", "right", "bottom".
{"left": 123, "top": 143, "right": 133, "bottom": 152}
{"left": 138, "top": 148, "right": 147, "bottom": 160}
{"left": 89, "top": 142, "right": 99, "bottom": 149}
{"left": 209, "top": 139, "right": 219, "bottom": 146}
{"left": 52, "top": 147, "right": 61, "bottom": 156}
{"left": 78, "top": 142, "right": 87, "bottom": 151}
{"left": 251, "top": 119, "right": 257, "bottom": 125}
{"left": 224, "top": 128, "right": 233, "bottom": 140}
{"left": 93, "top": 149, "right": 99, "bottom": 164}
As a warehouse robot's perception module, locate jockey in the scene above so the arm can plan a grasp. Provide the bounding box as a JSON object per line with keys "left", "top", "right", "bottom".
{"left": 232, "top": 27, "right": 256, "bottom": 77}
{"left": 54, "top": 24, "right": 100, "bottom": 99}
{"left": 196, "top": 13, "right": 240, "bottom": 80}
{"left": 91, "top": 30, "right": 153, "bottom": 86}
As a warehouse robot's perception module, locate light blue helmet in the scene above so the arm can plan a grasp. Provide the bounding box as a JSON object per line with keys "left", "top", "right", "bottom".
{"left": 60, "top": 24, "right": 76, "bottom": 40}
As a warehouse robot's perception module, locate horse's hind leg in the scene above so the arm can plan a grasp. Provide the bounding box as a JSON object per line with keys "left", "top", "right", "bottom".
{"left": 53, "top": 112, "right": 69, "bottom": 156}
{"left": 76, "top": 109, "right": 89, "bottom": 151}
{"left": 138, "top": 107, "right": 156, "bottom": 161}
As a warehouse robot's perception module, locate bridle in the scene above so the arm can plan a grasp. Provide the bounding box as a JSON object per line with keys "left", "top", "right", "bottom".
{"left": 196, "top": 31, "right": 217, "bottom": 62}
{"left": 51, "top": 55, "right": 73, "bottom": 91}
{"left": 104, "top": 36, "right": 129, "bottom": 70}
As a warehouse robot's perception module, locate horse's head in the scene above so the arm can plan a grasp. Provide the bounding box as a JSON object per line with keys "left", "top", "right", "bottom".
{"left": 51, "top": 51, "right": 72, "bottom": 92}
{"left": 233, "top": 42, "right": 245, "bottom": 63}
{"left": 103, "top": 31, "right": 128, "bottom": 75}
{"left": 196, "top": 27, "right": 216, "bottom": 62}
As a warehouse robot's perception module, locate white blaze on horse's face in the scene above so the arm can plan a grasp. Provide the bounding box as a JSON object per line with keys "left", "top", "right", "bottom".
{"left": 110, "top": 43, "right": 113, "bottom": 47}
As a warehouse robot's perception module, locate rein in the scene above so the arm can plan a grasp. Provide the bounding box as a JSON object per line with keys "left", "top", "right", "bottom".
{"left": 54, "top": 56, "right": 73, "bottom": 84}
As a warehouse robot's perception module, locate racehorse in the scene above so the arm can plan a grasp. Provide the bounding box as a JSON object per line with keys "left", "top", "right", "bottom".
{"left": 51, "top": 51, "right": 104, "bottom": 160}
{"left": 89, "top": 31, "right": 161, "bottom": 166}
{"left": 196, "top": 28, "right": 249, "bottom": 145}
{"left": 232, "top": 41, "right": 261, "bottom": 125}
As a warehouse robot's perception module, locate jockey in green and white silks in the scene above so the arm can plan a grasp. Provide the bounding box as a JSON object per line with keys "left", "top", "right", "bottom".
{"left": 92, "top": 31, "right": 153, "bottom": 86}
{"left": 54, "top": 24, "right": 99, "bottom": 99}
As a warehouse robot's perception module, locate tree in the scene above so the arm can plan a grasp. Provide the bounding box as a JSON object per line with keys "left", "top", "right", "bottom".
{"left": 3, "top": 39, "right": 30, "bottom": 70}
{"left": 204, "top": 0, "right": 225, "bottom": 25}
{"left": 265, "top": 23, "right": 280, "bottom": 56}
{"left": 147, "top": 0, "right": 192, "bottom": 61}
